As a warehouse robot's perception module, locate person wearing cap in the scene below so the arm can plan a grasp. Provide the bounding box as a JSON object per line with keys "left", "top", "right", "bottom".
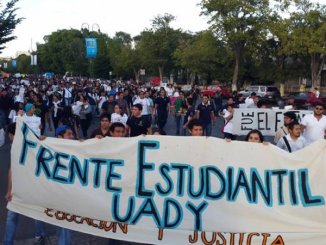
{"left": 274, "top": 111, "right": 296, "bottom": 144}
{"left": 22, "top": 103, "right": 41, "bottom": 137}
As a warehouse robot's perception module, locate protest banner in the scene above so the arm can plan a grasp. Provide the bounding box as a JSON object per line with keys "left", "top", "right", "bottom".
{"left": 8, "top": 118, "right": 326, "bottom": 244}
{"left": 233, "top": 109, "right": 312, "bottom": 136}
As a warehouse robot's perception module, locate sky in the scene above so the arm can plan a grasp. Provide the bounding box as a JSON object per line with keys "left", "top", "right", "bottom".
{"left": 1, "top": 0, "right": 210, "bottom": 57}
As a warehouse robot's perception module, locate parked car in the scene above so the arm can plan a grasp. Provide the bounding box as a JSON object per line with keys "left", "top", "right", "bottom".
{"left": 283, "top": 92, "right": 326, "bottom": 109}
{"left": 239, "top": 85, "right": 280, "bottom": 100}
{"left": 201, "top": 85, "right": 231, "bottom": 98}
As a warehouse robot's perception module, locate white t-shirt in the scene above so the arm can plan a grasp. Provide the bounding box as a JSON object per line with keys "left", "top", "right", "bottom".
{"left": 245, "top": 97, "right": 254, "bottom": 108}
{"left": 223, "top": 109, "right": 233, "bottom": 134}
{"left": 22, "top": 114, "right": 41, "bottom": 136}
{"left": 98, "top": 96, "right": 107, "bottom": 109}
{"left": 301, "top": 114, "right": 326, "bottom": 145}
{"left": 133, "top": 98, "right": 151, "bottom": 116}
{"left": 8, "top": 110, "right": 16, "bottom": 123}
{"left": 64, "top": 87, "right": 73, "bottom": 98}
{"left": 111, "top": 113, "right": 128, "bottom": 125}
{"left": 166, "top": 87, "right": 174, "bottom": 97}
{"left": 277, "top": 134, "right": 307, "bottom": 152}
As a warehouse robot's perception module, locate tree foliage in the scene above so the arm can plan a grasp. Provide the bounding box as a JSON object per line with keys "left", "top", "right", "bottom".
{"left": 0, "top": 0, "right": 23, "bottom": 52}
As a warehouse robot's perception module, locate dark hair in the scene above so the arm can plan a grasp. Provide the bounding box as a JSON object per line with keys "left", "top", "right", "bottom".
{"left": 133, "top": 103, "right": 143, "bottom": 111}
{"left": 100, "top": 112, "right": 111, "bottom": 121}
{"left": 257, "top": 100, "right": 268, "bottom": 108}
{"left": 314, "top": 102, "right": 324, "bottom": 108}
{"left": 109, "top": 122, "right": 125, "bottom": 132}
{"left": 186, "top": 97, "right": 193, "bottom": 106}
{"left": 7, "top": 123, "right": 16, "bottom": 135}
{"left": 187, "top": 119, "right": 203, "bottom": 130}
{"left": 288, "top": 120, "right": 300, "bottom": 130}
{"left": 245, "top": 129, "right": 264, "bottom": 142}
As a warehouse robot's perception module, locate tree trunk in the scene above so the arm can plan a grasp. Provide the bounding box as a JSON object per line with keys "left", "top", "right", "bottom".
{"left": 158, "top": 66, "right": 163, "bottom": 84}
{"left": 231, "top": 42, "right": 245, "bottom": 91}
{"left": 311, "top": 53, "right": 324, "bottom": 88}
{"left": 133, "top": 68, "right": 140, "bottom": 82}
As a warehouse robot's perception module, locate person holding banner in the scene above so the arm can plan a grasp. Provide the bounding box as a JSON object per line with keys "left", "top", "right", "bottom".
{"left": 277, "top": 121, "right": 307, "bottom": 152}
{"left": 54, "top": 125, "right": 74, "bottom": 245}
{"left": 274, "top": 111, "right": 297, "bottom": 144}
{"left": 222, "top": 104, "right": 236, "bottom": 140}
{"left": 3, "top": 123, "right": 46, "bottom": 245}
{"left": 300, "top": 103, "right": 326, "bottom": 145}
{"left": 187, "top": 118, "right": 203, "bottom": 136}
{"left": 245, "top": 129, "right": 264, "bottom": 143}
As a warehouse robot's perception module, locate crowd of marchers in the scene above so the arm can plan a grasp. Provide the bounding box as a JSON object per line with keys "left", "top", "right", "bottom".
{"left": 1, "top": 76, "right": 326, "bottom": 245}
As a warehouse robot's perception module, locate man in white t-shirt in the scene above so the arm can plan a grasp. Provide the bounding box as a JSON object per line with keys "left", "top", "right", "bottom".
{"left": 165, "top": 84, "right": 174, "bottom": 98}
{"left": 277, "top": 121, "right": 307, "bottom": 152}
{"left": 63, "top": 82, "right": 73, "bottom": 106}
{"left": 22, "top": 103, "right": 41, "bottom": 137}
{"left": 301, "top": 103, "right": 326, "bottom": 145}
{"left": 133, "top": 91, "right": 151, "bottom": 120}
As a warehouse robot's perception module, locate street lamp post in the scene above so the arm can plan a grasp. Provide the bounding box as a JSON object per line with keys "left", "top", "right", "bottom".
{"left": 81, "top": 23, "right": 100, "bottom": 78}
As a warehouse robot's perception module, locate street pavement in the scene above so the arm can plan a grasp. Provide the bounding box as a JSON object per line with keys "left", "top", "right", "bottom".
{"left": 0, "top": 112, "right": 274, "bottom": 244}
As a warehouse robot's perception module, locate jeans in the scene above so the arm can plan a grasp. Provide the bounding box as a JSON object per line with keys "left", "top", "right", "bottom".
{"left": 0, "top": 109, "right": 6, "bottom": 129}
{"left": 175, "top": 115, "right": 182, "bottom": 135}
{"left": 3, "top": 211, "right": 46, "bottom": 245}
{"left": 157, "top": 111, "right": 168, "bottom": 132}
{"left": 3, "top": 210, "right": 18, "bottom": 245}
{"left": 203, "top": 123, "right": 212, "bottom": 136}
{"left": 57, "top": 228, "right": 72, "bottom": 245}
{"left": 64, "top": 98, "right": 72, "bottom": 106}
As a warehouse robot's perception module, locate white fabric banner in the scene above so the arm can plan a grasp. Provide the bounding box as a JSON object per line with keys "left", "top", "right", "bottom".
{"left": 233, "top": 109, "right": 312, "bottom": 136}
{"left": 9, "top": 118, "right": 326, "bottom": 244}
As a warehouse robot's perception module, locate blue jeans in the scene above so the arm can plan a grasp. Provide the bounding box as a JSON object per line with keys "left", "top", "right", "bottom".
{"left": 3, "top": 211, "right": 45, "bottom": 245}
{"left": 175, "top": 115, "right": 182, "bottom": 135}
{"left": 0, "top": 109, "right": 6, "bottom": 129}
{"left": 203, "top": 123, "right": 212, "bottom": 136}
{"left": 57, "top": 228, "right": 72, "bottom": 245}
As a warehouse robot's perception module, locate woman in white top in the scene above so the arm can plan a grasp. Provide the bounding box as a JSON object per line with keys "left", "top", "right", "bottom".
{"left": 22, "top": 103, "right": 41, "bottom": 137}
{"left": 111, "top": 105, "right": 128, "bottom": 126}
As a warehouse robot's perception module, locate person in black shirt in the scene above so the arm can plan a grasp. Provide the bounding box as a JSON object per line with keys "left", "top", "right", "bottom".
{"left": 127, "top": 104, "right": 152, "bottom": 137}
{"left": 183, "top": 98, "right": 195, "bottom": 136}
{"left": 196, "top": 94, "right": 215, "bottom": 136}
{"left": 101, "top": 94, "right": 116, "bottom": 115}
{"left": 154, "top": 90, "right": 170, "bottom": 133}
{"left": 91, "top": 113, "right": 111, "bottom": 138}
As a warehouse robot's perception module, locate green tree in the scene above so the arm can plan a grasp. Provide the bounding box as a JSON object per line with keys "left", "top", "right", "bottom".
{"left": 174, "top": 31, "right": 232, "bottom": 83}
{"left": 37, "top": 29, "right": 88, "bottom": 74}
{"left": 136, "top": 13, "right": 182, "bottom": 82}
{"left": 284, "top": 0, "right": 326, "bottom": 88}
{"left": 201, "top": 0, "right": 271, "bottom": 90}
{"left": 0, "top": 0, "right": 23, "bottom": 52}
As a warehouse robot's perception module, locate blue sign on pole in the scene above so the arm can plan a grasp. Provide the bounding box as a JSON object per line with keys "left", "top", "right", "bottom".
{"left": 12, "top": 60, "right": 17, "bottom": 68}
{"left": 85, "top": 38, "right": 98, "bottom": 58}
